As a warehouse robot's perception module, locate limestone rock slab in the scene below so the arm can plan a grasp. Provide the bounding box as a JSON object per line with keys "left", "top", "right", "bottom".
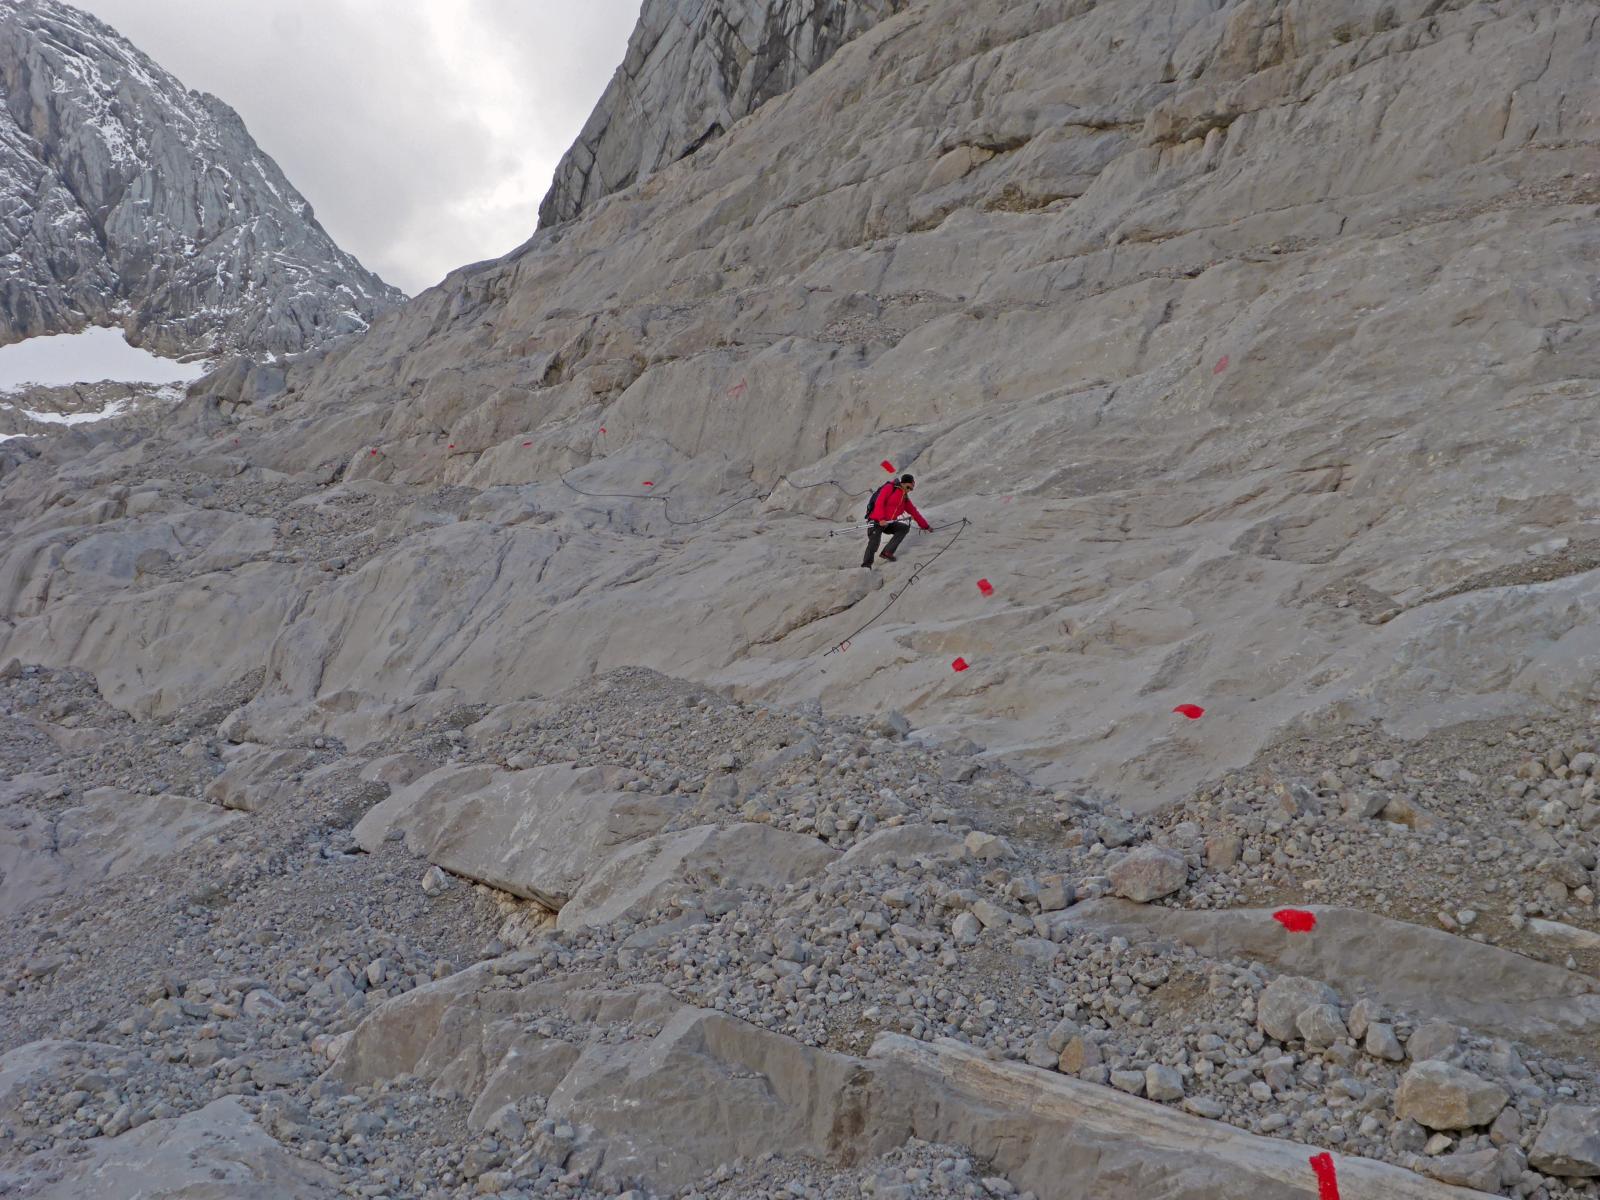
{"left": 353, "top": 761, "right": 685, "bottom": 908}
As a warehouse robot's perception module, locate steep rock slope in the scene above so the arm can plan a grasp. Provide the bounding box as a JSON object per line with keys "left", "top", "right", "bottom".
{"left": 43, "top": 0, "right": 1585, "bottom": 804}
{"left": 539, "top": 0, "right": 906, "bottom": 226}
{"left": 0, "top": 0, "right": 403, "bottom": 357}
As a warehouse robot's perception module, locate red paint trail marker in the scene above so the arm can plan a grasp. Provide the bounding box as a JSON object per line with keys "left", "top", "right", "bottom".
{"left": 1309, "top": 1153, "right": 1340, "bottom": 1200}
{"left": 951, "top": 657, "right": 970, "bottom": 672}
{"left": 1273, "top": 908, "right": 1317, "bottom": 934}
{"left": 369, "top": 449, "right": 379, "bottom": 456}
{"left": 522, "top": 441, "right": 532, "bottom": 447}
{"left": 642, "top": 481, "right": 653, "bottom": 486}
{"left": 1213, "top": 354, "right": 1229, "bottom": 374}
{"left": 881, "top": 460, "right": 895, "bottom": 473}
{"left": 447, "top": 443, "right": 455, "bottom": 449}
{"left": 1173, "top": 704, "right": 1205, "bottom": 720}
{"left": 599, "top": 427, "right": 606, "bottom": 434}
{"left": 977, "top": 579, "right": 994, "bottom": 597}
{"left": 727, "top": 379, "right": 748, "bottom": 398}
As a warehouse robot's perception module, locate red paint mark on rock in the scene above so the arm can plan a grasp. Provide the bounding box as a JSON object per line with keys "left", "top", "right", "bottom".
{"left": 599, "top": 427, "right": 606, "bottom": 434}
{"left": 977, "top": 579, "right": 994, "bottom": 596}
{"left": 1273, "top": 909, "right": 1317, "bottom": 934}
{"left": 522, "top": 441, "right": 532, "bottom": 447}
{"left": 951, "top": 657, "right": 970, "bottom": 672}
{"left": 447, "top": 444, "right": 455, "bottom": 449}
{"left": 369, "top": 449, "right": 379, "bottom": 456}
{"left": 1309, "top": 1153, "right": 1340, "bottom": 1200}
{"left": 727, "top": 379, "right": 748, "bottom": 397}
{"left": 1173, "top": 704, "right": 1205, "bottom": 720}
{"left": 1213, "top": 355, "right": 1229, "bottom": 374}
{"left": 881, "top": 460, "right": 895, "bottom": 473}
{"left": 642, "top": 481, "right": 653, "bottom": 486}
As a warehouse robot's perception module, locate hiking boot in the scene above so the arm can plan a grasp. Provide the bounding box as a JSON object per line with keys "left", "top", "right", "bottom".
{"left": 878, "top": 552, "right": 897, "bottom": 562}
{"left": 859, "top": 561, "right": 872, "bottom": 568}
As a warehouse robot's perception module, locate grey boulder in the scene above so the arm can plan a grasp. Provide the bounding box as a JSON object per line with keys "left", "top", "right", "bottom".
{"left": 1530, "top": 1105, "right": 1600, "bottom": 1178}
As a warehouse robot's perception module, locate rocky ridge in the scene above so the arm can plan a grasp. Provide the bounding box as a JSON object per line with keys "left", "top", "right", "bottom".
{"left": 0, "top": 0, "right": 402, "bottom": 357}
{"left": 539, "top": 0, "right": 906, "bottom": 227}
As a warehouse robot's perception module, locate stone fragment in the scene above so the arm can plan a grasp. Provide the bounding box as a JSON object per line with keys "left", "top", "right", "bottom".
{"left": 1203, "top": 833, "right": 1241, "bottom": 869}
{"left": 1037, "top": 875, "right": 1075, "bottom": 912}
{"left": 1395, "top": 1062, "right": 1509, "bottom": 1131}
{"left": 1256, "top": 976, "right": 1338, "bottom": 1043}
{"left": 1145, "top": 1065, "right": 1184, "bottom": 1101}
{"left": 1057, "top": 1036, "right": 1100, "bottom": 1075}
{"left": 1405, "top": 1021, "right": 1459, "bottom": 1062}
{"left": 1419, "top": 1149, "right": 1500, "bottom": 1191}
{"left": 1109, "top": 1069, "right": 1145, "bottom": 1096}
{"left": 1530, "top": 1105, "right": 1600, "bottom": 1177}
{"left": 1527, "top": 918, "right": 1600, "bottom": 952}
{"left": 1347, "top": 997, "right": 1376, "bottom": 1041}
{"left": 1365, "top": 1022, "right": 1405, "bottom": 1061}
{"left": 963, "top": 831, "right": 1011, "bottom": 861}
{"left": 1108, "top": 846, "right": 1187, "bottom": 903}
{"left": 1295, "top": 1003, "right": 1348, "bottom": 1048}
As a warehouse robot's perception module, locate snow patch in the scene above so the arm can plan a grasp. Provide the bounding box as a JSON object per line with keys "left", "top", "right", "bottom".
{"left": 0, "top": 327, "right": 210, "bottom": 393}
{"left": 19, "top": 396, "right": 132, "bottom": 425}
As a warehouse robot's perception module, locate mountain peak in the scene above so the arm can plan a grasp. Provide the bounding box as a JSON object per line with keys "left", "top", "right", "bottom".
{"left": 0, "top": 0, "right": 403, "bottom": 360}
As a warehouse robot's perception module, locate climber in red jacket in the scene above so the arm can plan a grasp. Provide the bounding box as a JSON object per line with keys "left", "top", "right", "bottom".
{"left": 862, "top": 473, "right": 930, "bottom": 567}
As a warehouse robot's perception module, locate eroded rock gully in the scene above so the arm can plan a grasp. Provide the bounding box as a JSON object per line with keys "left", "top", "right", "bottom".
{"left": 3, "top": 0, "right": 1600, "bottom": 1197}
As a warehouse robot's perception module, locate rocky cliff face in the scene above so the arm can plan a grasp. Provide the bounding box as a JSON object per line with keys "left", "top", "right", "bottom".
{"left": 539, "top": 0, "right": 905, "bottom": 226}
{"left": 0, "top": 0, "right": 403, "bottom": 358}
{"left": 4, "top": 2, "right": 1600, "bottom": 1197}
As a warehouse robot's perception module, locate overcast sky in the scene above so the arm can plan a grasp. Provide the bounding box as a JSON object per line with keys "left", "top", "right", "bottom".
{"left": 72, "top": 0, "right": 642, "bottom": 296}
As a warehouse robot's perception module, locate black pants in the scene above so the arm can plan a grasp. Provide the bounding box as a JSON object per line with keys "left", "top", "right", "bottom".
{"left": 863, "top": 521, "right": 909, "bottom": 566}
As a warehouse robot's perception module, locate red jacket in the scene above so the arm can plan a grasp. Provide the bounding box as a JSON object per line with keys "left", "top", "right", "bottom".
{"left": 870, "top": 484, "right": 929, "bottom": 529}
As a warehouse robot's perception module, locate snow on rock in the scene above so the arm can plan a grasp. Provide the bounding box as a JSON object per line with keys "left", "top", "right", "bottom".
{"left": 0, "top": 0, "right": 404, "bottom": 359}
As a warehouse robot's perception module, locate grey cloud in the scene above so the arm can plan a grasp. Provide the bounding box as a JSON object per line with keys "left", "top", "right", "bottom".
{"left": 71, "top": 0, "right": 640, "bottom": 294}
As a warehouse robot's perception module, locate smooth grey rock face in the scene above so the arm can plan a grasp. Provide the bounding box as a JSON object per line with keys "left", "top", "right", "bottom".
{"left": 539, "top": 0, "right": 906, "bottom": 226}
{"left": 352, "top": 761, "right": 687, "bottom": 908}
{"left": 0, "top": 787, "right": 237, "bottom": 917}
{"left": 0, "top": 0, "right": 402, "bottom": 358}
{"left": 556, "top": 820, "right": 839, "bottom": 929}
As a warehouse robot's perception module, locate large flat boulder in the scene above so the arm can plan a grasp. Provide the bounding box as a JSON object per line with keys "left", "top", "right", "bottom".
{"left": 1395, "top": 1062, "right": 1510, "bottom": 1132}
{"left": 1530, "top": 1105, "right": 1600, "bottom": 1178}
{"left": 353, "top": 761, "right": 685, "bottom": 908}
{"left": 0, "top": 788, "right": 238, "bottom": 917}
{"left": 9, "top": 1097, "right": 339, "bottom": 1198}
{"left": 556, "top": 821, "right": 839, "bottom": 929}
{"left": 869, "top": 1035, "right": 1500, "bottom": 1200}
{"left": 1056, "top": 901, "right": 1600, "bottom": 1048}
{"left": 332, "top": 964, "right": 1497, "bottom": 1199}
